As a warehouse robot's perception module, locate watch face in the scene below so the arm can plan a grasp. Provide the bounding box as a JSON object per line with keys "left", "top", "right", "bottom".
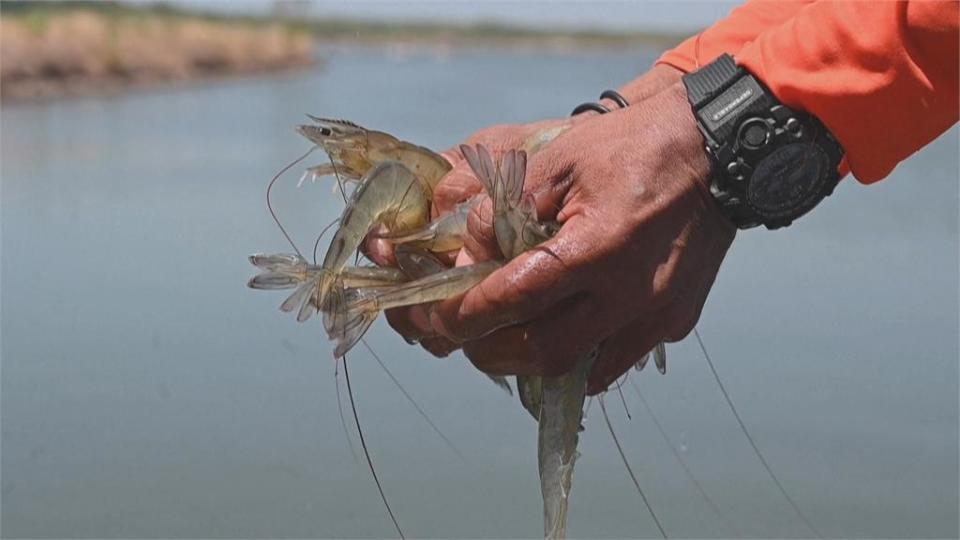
{"left": 747, "top": 143, "right": 829, "bottom": 221}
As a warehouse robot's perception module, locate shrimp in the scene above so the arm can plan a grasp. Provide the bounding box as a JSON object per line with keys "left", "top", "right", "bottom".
{"left": 325, "top": 261, "right": 501, "bottom": 357}
{"left": 307, "top": 160, "right": 433, "bottom": 316}
{"left": 372, "top": 196, "right": 477, "bottom": 253}
{"left": 248, "top": 253, "right": 408, "bottom": 290}
{"left": 297, "top": 116, "right": 452, "bottom": 197}
{"left": 247, "top": 253, "right": 412, "bottom": 326}
{"left": 461, "top": 145, "right": 588, "bottom": 538}
{"left": 460, "top": 144, "right": 664, "bottom": 539}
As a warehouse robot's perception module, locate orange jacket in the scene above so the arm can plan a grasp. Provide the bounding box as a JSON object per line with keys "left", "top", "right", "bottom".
{"left": 657, "top": 0, "right": 959, "bottom": 184}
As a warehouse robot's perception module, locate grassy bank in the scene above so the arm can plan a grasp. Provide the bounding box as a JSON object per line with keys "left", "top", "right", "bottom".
{"left": 0, "top": 2, "right": 686, "bottom": 101}
{"left": 0, "top": 2, "right": 314, "bottom": 101}
{"left": 307, "top": 18, "right": 685, "bottom": 51}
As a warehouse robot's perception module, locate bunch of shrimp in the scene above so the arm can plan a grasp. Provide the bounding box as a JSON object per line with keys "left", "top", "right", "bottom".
{"left": 247, "top": 117, "right": 669, "bottom": 539}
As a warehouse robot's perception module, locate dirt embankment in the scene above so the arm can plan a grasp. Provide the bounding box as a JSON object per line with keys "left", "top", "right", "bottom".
{"left": 1, "top": 10, "right": 315, "bottom": 101}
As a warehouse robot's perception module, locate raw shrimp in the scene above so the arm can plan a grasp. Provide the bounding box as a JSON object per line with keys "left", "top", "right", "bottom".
{"left": 326, "top": 261, "right": 501, "bottom": 357}
{"left": 304, "top": 160, "right": 432, "bottom": 318}
{"left": 373, "top": 196, "right": 477, "bottom": 253}
{"left": 460, "top": 144, "right": 665, "bottom": 539}
{"left": 297, "top": 116, "right": 451, "bottom": 196}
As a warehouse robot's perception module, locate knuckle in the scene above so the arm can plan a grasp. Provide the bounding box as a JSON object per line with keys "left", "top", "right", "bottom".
{"left": 419, "top": 337, "right": 458, "bottom": 358}
{"left": 467, "top": 124, "right": 515, "bottom": 146}
{"left": 385, "top": 305, "right": 433, "bottom": 340}
{"left": 664, "top": 303, "right": 699, "bottom": 342}
{"left": 462, "top": 339, "right": 510, "bottom": 375}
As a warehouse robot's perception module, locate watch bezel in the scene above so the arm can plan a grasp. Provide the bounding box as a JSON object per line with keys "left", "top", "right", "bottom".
{"left": 682, "top": 54, "right": 843, "bottom": 230}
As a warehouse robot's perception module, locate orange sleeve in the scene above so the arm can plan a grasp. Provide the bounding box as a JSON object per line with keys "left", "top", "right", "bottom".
{"left": 657, "top": 0, "right": 817, "bottom": 72}
{"left": 734, "top": 1, "right": 959, "bottom": 183}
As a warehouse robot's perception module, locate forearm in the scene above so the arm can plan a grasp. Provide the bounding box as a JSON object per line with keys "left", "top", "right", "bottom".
{"left": 735, "top": 0, "right": 959, "bottom": 183}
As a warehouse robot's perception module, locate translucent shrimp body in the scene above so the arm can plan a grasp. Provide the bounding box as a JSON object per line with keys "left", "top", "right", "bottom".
{"left": 297, "top": 116, "right": 451, "bottom": 196}
{"left": 316, "top": 160, "right": 431, "bottom": 309}
{"left": 460, "top": 145, "right": 593, "bottom": 539}
{"left": 373, "top": 196, "right": 476, "bottom": 253}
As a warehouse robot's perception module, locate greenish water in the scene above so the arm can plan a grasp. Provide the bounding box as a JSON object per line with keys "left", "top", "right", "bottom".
{"left": 2, "top": 48, "right": 957, "bottom": 538}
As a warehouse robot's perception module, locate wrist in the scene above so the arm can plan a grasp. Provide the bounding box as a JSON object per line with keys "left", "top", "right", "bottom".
{"left": 611, "top": 64, "right": 684, "bottom": 107}
{"left": 656, "top": 81, "right": 738, "bottom": 235}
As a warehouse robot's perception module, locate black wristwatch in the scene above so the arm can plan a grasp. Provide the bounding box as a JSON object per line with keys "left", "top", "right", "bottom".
{"left": 682, "top": 54, "right": 844, "bottom": 229}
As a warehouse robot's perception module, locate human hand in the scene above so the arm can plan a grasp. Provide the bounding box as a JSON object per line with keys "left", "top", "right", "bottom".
{"left": 389, "top": 80, "right": 736, "bottom": 394}
{"left": 380, "top": 65, "right": 686, "bottom": 360}
{"left": 364, "top": 65, "right": 683, "bottom": 267}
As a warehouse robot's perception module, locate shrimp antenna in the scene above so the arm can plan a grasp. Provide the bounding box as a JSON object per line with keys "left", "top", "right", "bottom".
{"left": 322, "top": 144, "right": 350, "bottom": 205}
{"left": 614, "top": 376, "right": 632, "bottom": 420}
{"left": 360, "top": 339, "right": 467, "bottom": 463}
{"left": 694, "top": 328, "right": 822, "bottom": 538}
{"left": 599, "top": 395, "right": 667, "bottom": 539}
{"left": 266, "top": 147, "right": 317, "bottom": 259}
{"left": 333, "top": 361, "right": 361, "bottom": 464}
{"left": 342, "top": 355, "right": 405, "bottom": 539}
{"left": 629, "top": 378, "right": 740, "bottom": 537}
{"left": 312, "top": 218, "right": 341, "bottom": 265}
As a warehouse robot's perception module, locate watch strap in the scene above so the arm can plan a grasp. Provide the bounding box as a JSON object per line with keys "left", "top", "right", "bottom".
{"left": 681, "top": 53, "right": 844, "bottom": 230}
{"left": 683, "top": 54, "right": 741, "bottom": 109}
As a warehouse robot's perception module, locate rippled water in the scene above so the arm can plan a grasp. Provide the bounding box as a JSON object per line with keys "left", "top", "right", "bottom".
{"left": 2, "top": 48, "right": 957, "bottom": 538}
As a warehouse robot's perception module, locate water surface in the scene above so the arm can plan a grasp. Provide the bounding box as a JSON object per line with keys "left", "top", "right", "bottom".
{"left": 2, "top": 48, "right": 957, "bottom": 538}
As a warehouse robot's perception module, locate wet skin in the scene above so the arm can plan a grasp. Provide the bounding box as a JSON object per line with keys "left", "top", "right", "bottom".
{"left": 372, "top": 67, "right": 736, "bottom": 394}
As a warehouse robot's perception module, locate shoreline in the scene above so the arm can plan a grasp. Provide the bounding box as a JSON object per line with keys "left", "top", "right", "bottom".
{"left": 0, "top": 7, "right": 315, "bottom": 102}
{"left": 0, "top": 3, "right": 686, "bottom": 103}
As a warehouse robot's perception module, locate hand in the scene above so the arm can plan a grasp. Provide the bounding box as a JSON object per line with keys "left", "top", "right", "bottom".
{"left": 361, "top": 117, "right": 573, "bottom": 268}
{"left": 381, "top": 65, "right": 686, "bottom": 360}
{"left": 391, "top": 80, "right": 736, "bottom": 394}
{"left": 364, "top": 65, "right": 684, "bottom": 266}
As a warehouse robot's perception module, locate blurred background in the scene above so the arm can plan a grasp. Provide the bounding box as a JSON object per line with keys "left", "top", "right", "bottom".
{"left": 2, "top": 1, "right": 957, "bottom": 538}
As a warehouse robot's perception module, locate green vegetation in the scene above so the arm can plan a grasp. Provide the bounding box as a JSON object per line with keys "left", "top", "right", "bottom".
{"left": 307, "top": 18, "right": 685, "bottom": 49}
{"left": 1, "top": 0, "right": 686, "bottom": 49}
{"left": 0, "top": 1, "right": 686, "bottom": 100}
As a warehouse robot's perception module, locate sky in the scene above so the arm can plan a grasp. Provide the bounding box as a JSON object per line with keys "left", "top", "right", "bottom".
{"left": 149, "top": 0, "right": 742, "bottom": 33}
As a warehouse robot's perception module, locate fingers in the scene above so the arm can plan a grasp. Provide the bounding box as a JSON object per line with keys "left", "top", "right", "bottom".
{"left": 428, "top": 219, "right": 590, "bottom": 343}
{"left": 418, "top": 336, "right": 460, "bottom": 358}
{"left": 586, "top": 310, "right": 678, "bottom": 395}
{"left": 461, "top": 196, "right": 501, "bottom": 264}
{"left": 432, "top": 168, "right": 483, "bottom": 218}
{"left": 361, "top": 235, "right": 396, "bottom": 267}
{"left": 462, "top": 293, "right": 610, "bottom": 377}
{"left": 385, "top": 305, "right": 433, "bottom": 341}
{"left": 384, "top": 306, "right": 461, "bottom": 358}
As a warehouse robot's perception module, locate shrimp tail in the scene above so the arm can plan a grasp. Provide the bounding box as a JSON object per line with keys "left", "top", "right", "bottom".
{"left": 249, "top": 253, "right": 306, "bottom": 270}
{"left": 487, "top": 375, "right": 514, "bottom": 396}
{"left": 653, "top": 342, "right": 667, "bottom": 374}
{"left": 517, "top": 375, "right": 543, "bottom": 421}
{"left": 324, "top": 286, "right": 380, "bottom": 358}
{"left": 499, "top": 148, "right": 526, "bottom": 205}
{"left": 248, "top": 253, "right": 311, "bottom": 290}
{"left": 280, "top": 278, "right": 317, "bottom": 316}
{"left": 634, "top": 352, "right": 651, "bottom": 372}
{"left": 248, "top": 272, "right": 302, "bottom": 290}
{"left": 460, "top": 144, "right": 498, "bottom": 197}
